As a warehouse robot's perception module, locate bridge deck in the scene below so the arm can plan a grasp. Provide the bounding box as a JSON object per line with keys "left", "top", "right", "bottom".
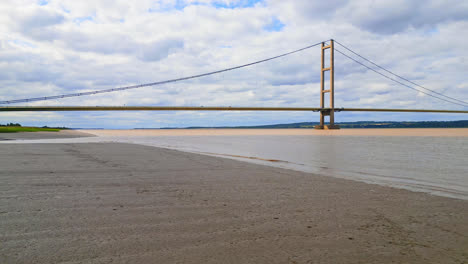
{"left": 0, "top": 106, "right": 467, "bottom": 114}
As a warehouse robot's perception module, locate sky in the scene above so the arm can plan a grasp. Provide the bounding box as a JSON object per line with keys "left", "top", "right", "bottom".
{"left": 0, "top": 0, "right": 467, "bottom": 128}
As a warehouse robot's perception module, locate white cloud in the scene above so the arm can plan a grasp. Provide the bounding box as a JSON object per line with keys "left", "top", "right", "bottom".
{"left": 0, "top": 0, "right": 467, "bottom": 128}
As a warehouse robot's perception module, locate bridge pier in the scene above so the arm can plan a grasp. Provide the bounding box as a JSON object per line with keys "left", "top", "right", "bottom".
{"left": 315, "top": 109, "right": 340, "bottom": 130}
{"left": 315, "top": 39, "right": 340, "bottom": 130}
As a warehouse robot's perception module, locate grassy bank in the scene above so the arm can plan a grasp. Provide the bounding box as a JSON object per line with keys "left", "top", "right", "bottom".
{"left": 0, "top": 126, "right": 61, "bottom": 133}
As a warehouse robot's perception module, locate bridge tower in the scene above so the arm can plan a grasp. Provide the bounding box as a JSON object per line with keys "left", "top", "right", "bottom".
{"left": 315, "top": 39, "right": 340, "bottom": 129}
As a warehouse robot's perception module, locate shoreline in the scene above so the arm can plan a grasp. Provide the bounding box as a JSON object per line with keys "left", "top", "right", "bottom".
{"left": 1, "top": 141, "right": 467, "bottom": 263}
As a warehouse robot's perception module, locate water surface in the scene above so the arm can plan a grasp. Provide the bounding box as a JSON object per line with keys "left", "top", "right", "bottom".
{"left": 3, "top": 129, "right": 467, "bottom": 200}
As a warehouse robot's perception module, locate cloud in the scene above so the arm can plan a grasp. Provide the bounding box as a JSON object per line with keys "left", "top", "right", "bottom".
{"left": 339, "top": 0, "right": 468, "bottom": 34}
{"left": 270, "top": 0, "right": 468, "bottom": 35}
{"left": 20, "top": 7, "right": 65, "bottom": 28}
{"left": 11, "top": 6, "right": 65, "bottom": 41}
{"left": 138, "top": 38, "right": 184, "bottom": 61}
{"left": 0, "top": 0, "right": 467, "bottom": 128}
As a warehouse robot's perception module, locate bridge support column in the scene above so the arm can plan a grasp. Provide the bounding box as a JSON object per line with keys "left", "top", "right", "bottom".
{"left": 315, "top": 39, "right": 340, "bottom": 130}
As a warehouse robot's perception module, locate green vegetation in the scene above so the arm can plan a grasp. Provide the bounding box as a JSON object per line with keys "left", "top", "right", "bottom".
{"left": 0, "top": 127, "right": 61, "bottom": 133}
{"left": 0, "top": 123, "right": 65, "bottom": 133}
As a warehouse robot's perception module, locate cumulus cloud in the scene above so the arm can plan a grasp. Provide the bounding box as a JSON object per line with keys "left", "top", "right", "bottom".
{"left": 19, "top": 8, "right": 65, "bottom": 29}
{"left": 339, "top": 0, "right": 468, "bottom": 34}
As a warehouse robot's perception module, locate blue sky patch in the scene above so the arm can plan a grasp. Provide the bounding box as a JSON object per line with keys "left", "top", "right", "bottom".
{"left": 213, "top": 0, "right": 263, "bottom": 9}
{"left": 37, "top": 0, "right": 48, "bottom": 6}
{"left": 149, "top": 0, "right": 203, "bottom": 12}
{"left": 264, "top": 17, "right": 285, "bottom": 32}
{"left": 174, "top": 0, "right": 190, "bottom": 10}
{"left": 148, "top": 0, "right": 263, "bottom": 12}
{"left": 425, "top": 27, "right": 439, "bottom": 36}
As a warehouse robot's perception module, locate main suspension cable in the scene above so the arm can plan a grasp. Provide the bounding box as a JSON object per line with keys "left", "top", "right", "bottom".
{"left": 0, "top": 41, "right": 325, "bottom": 105}
{"left": 334, "top": 40, "right": 468, "bottom": 107}
{"left": 335, "top": 48, "right": 468, "bottom": 108}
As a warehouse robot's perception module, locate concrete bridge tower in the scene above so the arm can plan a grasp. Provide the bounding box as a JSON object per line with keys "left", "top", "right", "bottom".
{"left": 315, "top": 39, "right": 340, "bottom": 129}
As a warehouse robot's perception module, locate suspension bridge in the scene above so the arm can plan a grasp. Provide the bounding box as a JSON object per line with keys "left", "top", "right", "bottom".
{"left": 1, "top": 39, "right": 467, "bottom": 129}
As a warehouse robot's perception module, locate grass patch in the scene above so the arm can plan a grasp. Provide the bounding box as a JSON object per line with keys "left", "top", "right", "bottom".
{"left": 0, "top": 126, "right": 61, "bottom": 133}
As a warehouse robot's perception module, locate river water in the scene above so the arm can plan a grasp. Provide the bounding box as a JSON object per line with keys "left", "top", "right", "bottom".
{"left": 4, "top": 129, "right": 468, "bottom": 200}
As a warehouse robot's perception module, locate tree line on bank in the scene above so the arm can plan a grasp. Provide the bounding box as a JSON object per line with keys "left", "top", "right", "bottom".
{"left": 0, "top": 123, "right": 21, "bottom": 127}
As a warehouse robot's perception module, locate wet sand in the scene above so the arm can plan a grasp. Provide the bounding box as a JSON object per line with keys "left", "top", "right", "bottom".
{"left": 0, "top": 129, "right": 94, "bottom": 141}
{"left": 1, "top": 142, "right": 467, "bottom": 263}
{"left": 81, "top": 128, "right": 468, "bottom": 137}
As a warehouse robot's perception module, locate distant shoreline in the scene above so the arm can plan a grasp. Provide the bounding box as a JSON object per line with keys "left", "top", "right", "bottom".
{"left": 154, "top": 120, "right": 468, "bottom": 129}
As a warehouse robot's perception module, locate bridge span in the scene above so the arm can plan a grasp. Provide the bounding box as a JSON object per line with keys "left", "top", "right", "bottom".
{"left": 1, "top": 106, "right": 467, "bottom": 114}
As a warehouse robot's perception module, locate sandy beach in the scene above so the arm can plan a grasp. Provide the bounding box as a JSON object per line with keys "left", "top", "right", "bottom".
{"left": 1, "top": 132, "right": 467, "bottom": 263}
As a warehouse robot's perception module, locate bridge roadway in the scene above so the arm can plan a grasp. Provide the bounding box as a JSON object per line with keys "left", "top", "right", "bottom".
{"left": 0, "top": 106, "right": 467, "bottom": 114}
